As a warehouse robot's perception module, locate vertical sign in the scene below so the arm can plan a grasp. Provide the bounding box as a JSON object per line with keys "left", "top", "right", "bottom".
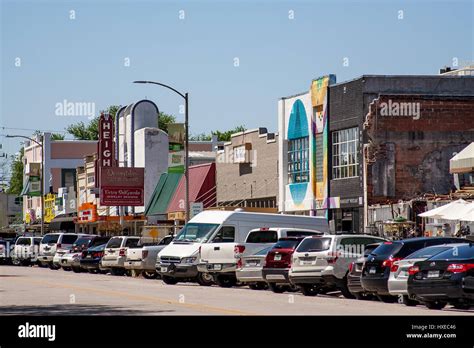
{"left": 96, "top": 113, "right": 115, "bottom": 187}
{"left": 168, "top": 123, "right": 185, "bottom": 173}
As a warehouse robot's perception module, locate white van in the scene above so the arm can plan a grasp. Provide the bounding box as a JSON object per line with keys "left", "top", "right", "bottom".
{"left": 157, "top": 210, "right": 328, "bottom": 286}
{"left": 12, "top": 236, "right": 42, "bottom": 265}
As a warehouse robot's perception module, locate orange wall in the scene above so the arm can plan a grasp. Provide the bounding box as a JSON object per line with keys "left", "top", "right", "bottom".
{"left": 50, "top": 142, "right": 97, "bottom": 159}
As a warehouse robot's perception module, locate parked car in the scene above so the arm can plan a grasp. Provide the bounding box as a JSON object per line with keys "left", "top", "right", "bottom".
{"left": 262, "top": 237, "right": 308, "bottom": 293}
{"left": 0, "top": 239, "right": 15, "bottom": 265}
{"left": 347, "top": 242, "right": 382, "bottom": 300}
{"left": 289, "top": 235, "right": 386, "bottom": 297}
{"left": 12, "top": 236, "right": 42, "bottom": 265}
{"left": 160, "top": 210, "right": 328, "bottom": 286}
{"left": 38, "top": 233, "right": 88, "bottom": 269}
{"left": 101, "top": 236, "right": 141, "bottom": 275}
{"left": 80, "top": 244, "right": 108, "bottom": 273}
{"left": 388, "top": 243, "right": 468, "bottom": 306}
{"left": 60, "top": 236, "right": 110, "bottom": 272}
{"left": 361, "top": 237, "right": 465, "bottom": 302}
{"left": 407, "top": 243, "right": 474, "bottom": 310}
{"left": 125, "top": 235, "right": 174, "bottom": 279}
{"left": 236, "top": 245, "right": 274, "bottom": 290}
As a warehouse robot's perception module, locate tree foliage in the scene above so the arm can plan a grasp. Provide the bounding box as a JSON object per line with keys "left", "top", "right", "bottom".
{"left": 190, "top": 125, "right": 246, "bottom": 142}
{"left": 7, "top": 148, "right": 24, "bottom": 195}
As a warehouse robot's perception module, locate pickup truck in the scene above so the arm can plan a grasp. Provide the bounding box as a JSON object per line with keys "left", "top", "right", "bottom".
{"left": 124, "top": 235, "right": 174, "bottom": 279}
{"left": 197, "top": 227, "right": 325, "bottom": 287}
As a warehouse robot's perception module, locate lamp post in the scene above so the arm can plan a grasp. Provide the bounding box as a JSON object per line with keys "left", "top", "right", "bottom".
{"left": 7, "top": 134, "right": 45, "bottom": 235}
{"left": 133, "top": 80, "right": 190, "bottom": 223}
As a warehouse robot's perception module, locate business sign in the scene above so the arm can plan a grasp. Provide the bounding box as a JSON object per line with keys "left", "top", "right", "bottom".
{"left": 29, "top": 176, "right": 41, "bottom": 197}
{"left": 98, "top": 113, "right": 115, "bottom": 168}
{"left": 190, "top": 202, "right": 204, "bottom": 218}
{"left": 44, "top": 193, "right": 56, "bottom": 223}
{"left": 168, "top": 123, "right": 185, "bottom": 173}
{"left": 78, "top": 203, "right": 97, "bottom": 223}
{"left": 99, "top": 167, "right": 144, "bottom": 206}
{"left": 233, "top": 143, "right": 252, "bottom": 163}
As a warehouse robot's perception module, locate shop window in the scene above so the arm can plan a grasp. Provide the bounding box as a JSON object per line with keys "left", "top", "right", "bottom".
{"left": 288, "top": 136, "right": 309, "bottom": 183}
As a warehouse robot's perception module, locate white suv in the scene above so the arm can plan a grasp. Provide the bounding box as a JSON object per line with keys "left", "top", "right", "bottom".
{"left": 38, "top": 233, "right": 88, "bottom": 269}
{"left": 289, "top": 234, "right": 386, "bottom": 297}
{"left": 101, "top": 236, "right": 140, "bottom": 275}
{"left": 12, "top": 236, "right": 42, "bottom": 265}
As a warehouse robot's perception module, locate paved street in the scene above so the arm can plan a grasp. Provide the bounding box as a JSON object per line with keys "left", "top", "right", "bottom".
{"left": 1, "top": 266, "right": 472, "bottom": 316}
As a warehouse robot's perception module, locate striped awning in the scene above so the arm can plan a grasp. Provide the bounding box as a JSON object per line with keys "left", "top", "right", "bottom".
{"left": 450, "top": 142, "right": 474, "bottom": 174}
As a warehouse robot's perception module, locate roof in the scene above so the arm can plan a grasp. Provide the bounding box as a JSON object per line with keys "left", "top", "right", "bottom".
{"left": 450, "top": 142, "right": 474, "bottom": 173}
{"left": 167, "top": 163, "right": 216, "bottom": 213}
{"left": 145, "top": 172, "right": 183, "bottom": 216}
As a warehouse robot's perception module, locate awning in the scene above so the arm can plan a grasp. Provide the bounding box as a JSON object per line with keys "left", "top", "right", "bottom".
{"left": 144, "top": 172, "right": 182, "bottom": 216}
{"left": 167, "top": 163, "right": 216, "bottom": 213}
{"left": 49, "top": 215, "right": 75, "bottom": 232}
{"left": 20, "top": 181, "right": 30, "bottom": 196}
{"left": 450, "top": 142, "right": 474, "bottom": 173}
{"left": 419, "top": 199, "right": 474, "bottom": 221}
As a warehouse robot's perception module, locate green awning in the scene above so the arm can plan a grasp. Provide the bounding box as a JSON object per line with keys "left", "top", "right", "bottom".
{"left": 145, "top": 172, "right": 182, "bottom": 216}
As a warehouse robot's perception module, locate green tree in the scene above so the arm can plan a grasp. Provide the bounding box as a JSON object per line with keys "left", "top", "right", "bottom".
{"left": 190, "top": 125, "right": 246, "bottom": 142}
{"left": 51, "top": 133, "right": 65, "bottom": 140}
{"left": 7, "top": 148, "right": 24, "bottom": 195}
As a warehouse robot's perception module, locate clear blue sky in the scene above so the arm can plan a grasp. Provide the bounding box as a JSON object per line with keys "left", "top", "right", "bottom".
{"left": 1, "top": 0, "right": 473, "bottom": 164}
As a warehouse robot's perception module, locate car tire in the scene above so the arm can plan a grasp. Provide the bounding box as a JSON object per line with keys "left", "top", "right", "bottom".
{"left": 196, "top": 272, "right": 214, "bottom": 286}
{"left": 162, "top": 275, "right": 179, "bottom": 285}
{"left": 63, "top": 267, "right": 72, "bottom": 271}
{"left": 268, "top": 282, "right": 287, "bottom": 293}
{"left": 339, "top": 277, "right": 356, "bottom": 299}
{"left": 300, "top": 284, "right": 319, "bottom": 296}
{"left": 377, "top": 295, "right": 398, "bottom": 303}
{"left": 425, "top": 301, "right": 447, "bottom": 310}
{"left": 143, "top": 271, "right": 158, "bottom": 279}
{"left": 249, "top": 282, "right": 267, "bottom": 290}
{"left": 452, "top": 303, "right": 471, "bottom": 310}
{"left": 216, "top": 275, "right": 237, "bottom": 288}
{"left": 49, "top": 263, "right": 59, "bottom": 270}
{"left": 401, "top": 295, "right": 418, "bottom": 307}
{"left": 72, "top": 266, "right": 82, "bottom": 273}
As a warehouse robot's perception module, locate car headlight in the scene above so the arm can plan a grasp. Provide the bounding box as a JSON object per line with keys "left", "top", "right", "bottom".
{"left": 181, "top": 257, "right": 197, "bottom": 264}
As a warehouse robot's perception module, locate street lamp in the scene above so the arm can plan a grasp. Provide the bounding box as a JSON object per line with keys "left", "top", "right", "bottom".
{"left": 6, "top": 134, "right": 45, "bottom": 235}
{"left": 133, "top": 80, "right": 190, "bottom": 223}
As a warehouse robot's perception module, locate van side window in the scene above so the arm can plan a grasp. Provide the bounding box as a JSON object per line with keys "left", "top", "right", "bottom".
{"left": 62, "top": 235, "right": 78, "bottom": 244}
{"left": 125, "top": 238, "right": 139, "bottom": 248}
{"left": 212, "top": 226, "right": 235, "bottom": 243}
{"left": 246, "top": 230, "right": 278, "bottom": 243}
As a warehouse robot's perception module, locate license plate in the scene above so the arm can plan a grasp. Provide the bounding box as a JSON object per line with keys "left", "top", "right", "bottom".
{"left": 300, "top": 260, "right": 313, "bottom": 265}
{"left": 208, "top": 264, "right": 222, "bottom": 271}
{"left": 274, "top": 254, "right": 282, "bottom": 261}
{"left": 160, "top": 266, "right": 168, "bottom": 273}
{"left": 427, "top": 270, "right": 440, "bottom": 278}
{"left": 369, "top": 267, "right": 376, "bottom": 274}
{"left": 247, "top": 261, "right": 258, "bottom": 267}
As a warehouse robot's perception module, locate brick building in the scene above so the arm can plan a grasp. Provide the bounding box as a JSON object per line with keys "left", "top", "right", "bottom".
{"left": 328, "top": 75, "right": 474, "bottom": 233}
{"left": 216, "top": 128, "right": 278, "bottom": 209}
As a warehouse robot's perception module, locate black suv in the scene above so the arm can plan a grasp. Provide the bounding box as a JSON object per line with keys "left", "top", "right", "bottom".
{"left": 361, "top": 237, "right": 465, "bottom": 302}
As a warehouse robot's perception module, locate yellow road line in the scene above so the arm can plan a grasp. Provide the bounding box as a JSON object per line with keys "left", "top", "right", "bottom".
{"left": 6, "top": 276, "right": 255, "bottom": 315}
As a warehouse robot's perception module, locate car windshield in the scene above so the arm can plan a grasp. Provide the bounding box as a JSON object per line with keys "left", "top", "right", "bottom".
{"left": 73, "top": 238, "right": 92, "bottom": 247}
{"left": 430, "top": 245, "right": 474, "bottom": 260}
{"left": 369, "top": 242, "right": 402, "bottom": 257}
{"left": 16, "top": 238, "right": 31, "bottom": 245}
{"left": 175, "top": 223, "right": 220, "bottom": 243}
{"left": 297, "top": 237, "right": 332, "bottom": 252}
{"left": 273, "top": 239, "right": 300, "bottom": 249}
{"left": 41, "top": 234, "right": 60, "bottom": 244}
{"left": 405, "top": 245, "right": 454, "bottom": 259}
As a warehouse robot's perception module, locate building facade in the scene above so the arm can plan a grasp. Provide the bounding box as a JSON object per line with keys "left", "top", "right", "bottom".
{"left": 216, "top": 128, "right": 279, "bottom": 209}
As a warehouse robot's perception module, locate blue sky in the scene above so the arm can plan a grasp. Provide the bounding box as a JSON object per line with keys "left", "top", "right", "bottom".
{"left": 1, "top": 0, "right": 473, "bottom": 163}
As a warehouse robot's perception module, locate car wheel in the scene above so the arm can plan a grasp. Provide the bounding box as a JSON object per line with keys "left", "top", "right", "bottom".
{"left": 196, "top": 272, "right": 214, "bottom": 286}
{"left": 377, "top": 295, "right": 398, "bottom": 303}
{"left": 72, "top": 266, "right": 82, "bottom": 273}
{"left": 249, "top": 282, "right": 267, "bottom": 290}
{"left": 216, "top": 275, "right": 237, "bottom": 288}
{"left": 162, "top": 275, "right": 179, "bottom": 285}
{"left": 425, "top": 301, "right": 447, "bottom": 310}
{"left": 452, "top": 303, "right": 471, "bottom": 310}
{"left": 268, "top": 282, "right": 286, "bottom": 293}
{"left": 143, "top": 271, "right": 158, "bottom": 279}
{"left": 339, "top": 277, "right": 356, "bottom": 299}
{"left": 401, "top": 295, "right": 418, "bottom": 307}
{"left": 300, "top": 284, "right": 319, "bottom": 296}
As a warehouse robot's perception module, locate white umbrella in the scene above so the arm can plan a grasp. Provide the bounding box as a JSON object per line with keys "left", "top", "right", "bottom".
{"left": 418, "top": 199, "right": 469, "bottom": 218}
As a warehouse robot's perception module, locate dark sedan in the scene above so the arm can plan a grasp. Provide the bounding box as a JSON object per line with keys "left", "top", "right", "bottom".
{"left": 407, "top": 243, "right": 474, "bottom": 310}
{"left": 80, "top": 244, "right": 107, "bottom": 273}
{"left": 347, "top": 242, "right": 381, "bottom": 300}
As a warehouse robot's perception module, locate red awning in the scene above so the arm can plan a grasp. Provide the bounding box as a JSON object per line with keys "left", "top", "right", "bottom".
{"left": 167, "top": 163, "right": 216, "bottom": 213}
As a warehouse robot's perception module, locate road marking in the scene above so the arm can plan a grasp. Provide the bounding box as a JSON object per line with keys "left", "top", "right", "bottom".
{"left": 6, "top": 276, "right": 255, "bottom": 315}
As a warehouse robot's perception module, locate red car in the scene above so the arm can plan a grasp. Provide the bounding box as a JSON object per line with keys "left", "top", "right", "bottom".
{"left": 262, "top": 237, "right": 305, "bottom": 293}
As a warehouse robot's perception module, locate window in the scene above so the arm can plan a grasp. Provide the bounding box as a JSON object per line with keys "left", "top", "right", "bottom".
{"left": 16, "top": 238, "right": 31, "bottom": 246}
{"left": 212, "top": 226, "right": 235, "bottom": 243}
{"left": 297, "top": 238, "right": 332, "bottom": 252}
{"left": 125, "top": 238, "right": 139, "bottom": 248}
{"left": 175, "top": 223, "right": 220, "bottom": 243}
{"left": 87, "top": 175, "right": 95, "bottom": 185}
{"left": 288, "top": 136, "right": 309, "bottom": 183}
{"left": 286, "top": 231, "right": 322, "bottom": 237}
{"left": 431, "top": 245, "right": 474, "bottom": 260}
{"left": 332, "top": 127, "right": 359, "bottom": 179}
{"left": 106, "top": 237, "right": 123, "bottom": 249}
{"left": 246, "top": 230, "right": 278, "bottom": 243}
{"left": 61, "top": 235, "right": 79, "bottom": 244}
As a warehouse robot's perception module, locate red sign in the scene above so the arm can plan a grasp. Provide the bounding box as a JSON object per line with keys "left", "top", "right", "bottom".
{"left": 98, "top": 114, "right": 115, "bottom": 168}
{"left": 99, "top": 167, "right": 144, "bottom": 206}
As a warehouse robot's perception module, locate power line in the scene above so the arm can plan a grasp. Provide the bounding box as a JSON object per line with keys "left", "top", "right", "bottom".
{"left": 0, "top": 126, "right": 68, "bottom": 134}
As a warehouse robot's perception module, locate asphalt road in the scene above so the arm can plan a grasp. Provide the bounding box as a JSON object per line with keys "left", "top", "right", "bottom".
{"left": 0, "top": 265, "right": 473, "bottom": 315}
